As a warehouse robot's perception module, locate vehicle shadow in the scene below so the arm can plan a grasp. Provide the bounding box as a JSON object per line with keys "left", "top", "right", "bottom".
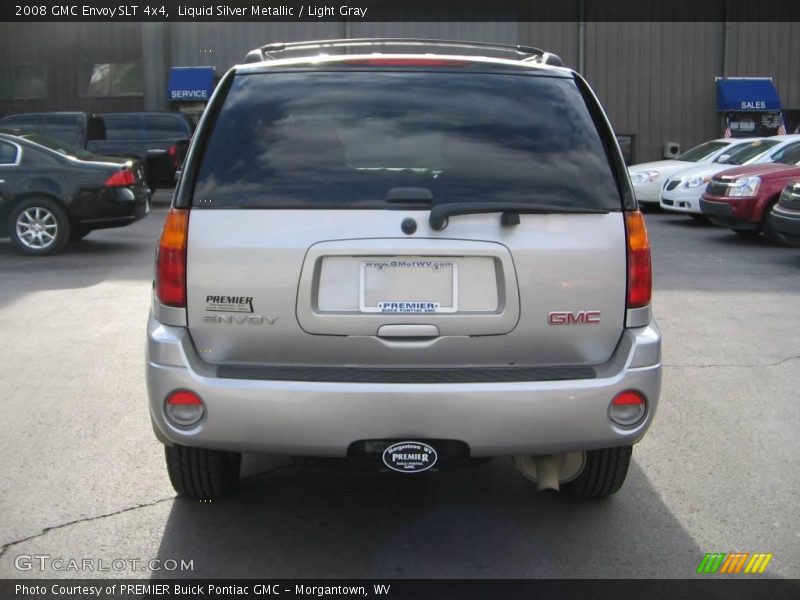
{"left": 152, "top": 455, "right": 704, "bottom": 578}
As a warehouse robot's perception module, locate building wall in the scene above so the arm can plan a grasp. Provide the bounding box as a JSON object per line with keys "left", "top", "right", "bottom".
{"left": 2, "top": 19, "right": 800, "bottom": 162}
{"left": 585, "top": 22, "right": 725, "bottom": 163}
{"left": 0, "top": 22, "right": 145, "bottom": 115}
{"left": 726, "top": 21, "right": 800, "bottom": 109}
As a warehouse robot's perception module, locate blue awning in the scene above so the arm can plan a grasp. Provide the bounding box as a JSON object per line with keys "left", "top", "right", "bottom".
{"left": 167, "top": 67, "right": 215, "bottom": 102}
{"left": 716, "top": 78, "right": 781, "bottom": 112}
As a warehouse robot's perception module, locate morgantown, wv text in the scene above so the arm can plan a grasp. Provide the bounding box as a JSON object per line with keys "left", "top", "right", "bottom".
{"left": 177, "top": 4, "right": 368, "bottom": 17}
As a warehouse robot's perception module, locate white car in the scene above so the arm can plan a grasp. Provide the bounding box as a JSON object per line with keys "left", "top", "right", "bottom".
{"left": 628, "top": 138, "right": 755, "bottom": 205}
{"left": 660, "top": 135, "right": 800, "bottom": 216}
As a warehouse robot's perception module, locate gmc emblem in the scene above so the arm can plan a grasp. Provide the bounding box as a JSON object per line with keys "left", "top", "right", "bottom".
{"left": 548, "top": 311, "right": 601, "bottom": 325}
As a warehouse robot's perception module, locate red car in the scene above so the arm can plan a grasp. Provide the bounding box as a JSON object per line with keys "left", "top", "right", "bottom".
{"left": 700, "top": 148, "right": 800, "bottom": 240}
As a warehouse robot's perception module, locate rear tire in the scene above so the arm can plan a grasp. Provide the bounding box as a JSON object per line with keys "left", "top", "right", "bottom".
{"left": 9, "top": 198, "right": 70, "bottom": 256}
{"left": 560, "top": 446, "right": 632, "bottom": 499}
{"left": 165, "top": 444, "right": 241, "bottom": 500}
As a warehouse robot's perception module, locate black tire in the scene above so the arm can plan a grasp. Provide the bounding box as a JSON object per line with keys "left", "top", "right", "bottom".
{"left": 165, "top": 444, "right": 241, "bottom": 500}
{"left": 760, "top": 200, "right": 780, "bottom": 243}
{"left": 70, "top": 227, "right": 91, "bottom": 241}
{"left": 560, "top": 446, "right": 632, "bottom": 499}
{"left": 9, "top": 197, "right": 70, "bottom": 256}
{"left": 733, "top": 229, "right": 759, "bottom": 238}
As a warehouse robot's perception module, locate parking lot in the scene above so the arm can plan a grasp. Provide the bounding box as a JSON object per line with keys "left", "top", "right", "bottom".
{"left": 0, "top": 193, "right": 798, "bottom": 579}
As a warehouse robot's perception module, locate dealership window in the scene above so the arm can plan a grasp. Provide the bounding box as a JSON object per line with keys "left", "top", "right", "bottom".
{"left": 78, "top": 62, "right": 143, "bottom": 97}
{"left": 0, "top": 65, "right": 47, "bottom": 100}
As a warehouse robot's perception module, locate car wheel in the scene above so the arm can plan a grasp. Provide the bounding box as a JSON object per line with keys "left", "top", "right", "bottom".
{"left": 9, "top": 198, "right": 70, "bottom": 256}
{"left": 165, "top": 444, "right": 241, "bottom": 500}
{"left": 560, "top": 446, "right": 632, "bottom": 499}
{"left": 70, "top": 227, "right": 91, "bottom": 241}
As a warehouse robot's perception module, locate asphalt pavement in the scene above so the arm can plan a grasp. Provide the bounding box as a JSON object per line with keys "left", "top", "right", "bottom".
{"left": 0, "top": 195, "right": 798, "bottom": 578}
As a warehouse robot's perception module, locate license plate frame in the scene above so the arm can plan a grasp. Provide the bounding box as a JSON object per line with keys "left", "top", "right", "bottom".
{"left": 358, "top": 259, "right": 459, "bottom": 314}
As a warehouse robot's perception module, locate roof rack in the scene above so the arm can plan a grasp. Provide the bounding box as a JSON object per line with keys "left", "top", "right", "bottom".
{"left": 243, "top": 38, "right": 564, "bottom": 67}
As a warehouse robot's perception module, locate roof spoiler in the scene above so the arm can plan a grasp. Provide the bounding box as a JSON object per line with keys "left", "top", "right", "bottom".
{"left": 243, "top": 38, "right": 564, "bottom": 67}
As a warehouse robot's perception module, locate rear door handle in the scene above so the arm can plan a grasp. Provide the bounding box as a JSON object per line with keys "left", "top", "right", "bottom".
{"left": 377, "top": 324, "right": 439, "bottom": 338}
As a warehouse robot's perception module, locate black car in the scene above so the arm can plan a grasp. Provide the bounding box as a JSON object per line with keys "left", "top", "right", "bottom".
{"left": 769, "top": 182, "right": 800, "bottom": 246}
{"left": 0, "top": 132, "right": 150, "bottom": 255}
{"left": 0, "top": 111, "right": 193, "bottom": 190}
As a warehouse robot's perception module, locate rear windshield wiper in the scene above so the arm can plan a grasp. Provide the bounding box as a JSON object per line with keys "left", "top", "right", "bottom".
{"left": 429, "top": 202, "right": 610, "bottom": 230}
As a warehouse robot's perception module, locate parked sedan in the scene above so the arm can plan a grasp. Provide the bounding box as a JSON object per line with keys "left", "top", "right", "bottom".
{"left": 769, "top": 182, "right": 800, "bottom": 246}
{"left": 700, "top": 144, "right": 800, "bottom": 241}
{"left": 660, "top": 137, "right": 796, "bottom": 218}
{"left": 0, "top": 133, "right": 150, "bottom": 255}
{"left": 629, "top": 138, "right": 752, "bottom": 205}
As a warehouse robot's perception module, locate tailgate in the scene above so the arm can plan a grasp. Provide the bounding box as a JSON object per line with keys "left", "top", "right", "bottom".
{"left": 185, "top": 209, "right": 626, "bottom": 368}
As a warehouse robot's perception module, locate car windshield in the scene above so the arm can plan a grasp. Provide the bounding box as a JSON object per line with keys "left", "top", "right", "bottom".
{"left": 193, "top": 71, "right": 622, "bottom": 210}
{"left": 772, "top": 144, "right": 800, "bottom": 166}
{"left": 22, "top": 133, "right": 97, "bottom": 160}
{"left": 717, "top": 140, "right": 779, "bottom": 165}
{"left": 676, "top": 141, "right": 729, "bottom": 162}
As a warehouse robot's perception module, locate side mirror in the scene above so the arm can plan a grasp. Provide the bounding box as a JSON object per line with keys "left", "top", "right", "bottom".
{"left": 717, "top": 154, "right": 731, "bottom": 164}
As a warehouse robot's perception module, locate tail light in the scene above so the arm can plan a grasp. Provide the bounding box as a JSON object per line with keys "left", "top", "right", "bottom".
{"left": 156, "top": 208, "right": 189, "bottom": 307}
{"left": 104, "top": 169, "right": 136, "bottom": 187}
{"left": 625, "top": 211, "right": 652, "bottom": 309}
{"left": 167, "top": 144, "right": 179, "bottom": 168}
{"left": 609, "top": 390, "right": 647, "bottom": 426}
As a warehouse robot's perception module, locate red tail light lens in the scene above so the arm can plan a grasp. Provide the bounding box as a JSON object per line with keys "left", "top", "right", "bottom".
{"left": 104, "top": 169, "right": 136, "bottom": 187}
{"left": 165, "top": 390, "right": 204, "bottom": 427}
{"left": 609, "top": 390, "right": 647, "bottom": 426}
{"left": 625, "top": 211, "right": 652, "bottom": 309}
{"left": 167, "top": 144, "right": 179, "bottom": 168}
{"left": 156, "top": 208, "right": 189, "bottom": 307}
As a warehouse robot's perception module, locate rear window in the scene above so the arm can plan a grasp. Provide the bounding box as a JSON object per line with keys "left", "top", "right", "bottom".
{"left": 103, "top": 114, "right": 141, "bottom": 140}
{"left": 192, "top": 71, "right": 621, "bottom": 210}
{"left": 0, "top": 140, "right": 19, "bottom": 164}
{"left": 43, "top": 114, "right": 82, "bottom": 146}
{"left": 144, "top": 114, "right": 190, "bottom": 139}
{"left": 0, "top": 114, "right": 40, "bottom": 135}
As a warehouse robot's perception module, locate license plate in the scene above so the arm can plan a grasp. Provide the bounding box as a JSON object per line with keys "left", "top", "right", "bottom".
{"left": 359, "top": 259, "right": 458, "bottom": 313}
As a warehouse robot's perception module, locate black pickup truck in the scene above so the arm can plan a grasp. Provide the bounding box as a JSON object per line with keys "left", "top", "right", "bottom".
{"left": 0, "top": 111, "right": 193, "bottom": 190}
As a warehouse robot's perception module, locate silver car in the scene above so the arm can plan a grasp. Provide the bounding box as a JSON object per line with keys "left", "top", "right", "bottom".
{"left": 146, "top": 39, "right": 661, "bottom": 500}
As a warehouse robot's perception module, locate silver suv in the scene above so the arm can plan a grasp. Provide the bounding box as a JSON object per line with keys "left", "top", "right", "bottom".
{"left": 146, "top": 39, "right": 661, "bottom": 500}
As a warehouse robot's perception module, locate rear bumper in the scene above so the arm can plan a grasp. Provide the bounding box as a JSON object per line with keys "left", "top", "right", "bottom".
{"left": 770, "top": 205, "right": 800, "bottom": 246}
{"left": 76, "top": 187, "right": 150, "bottom": 230}
{"left": 145, "top": 312, "right": 662, "bottom": 457}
